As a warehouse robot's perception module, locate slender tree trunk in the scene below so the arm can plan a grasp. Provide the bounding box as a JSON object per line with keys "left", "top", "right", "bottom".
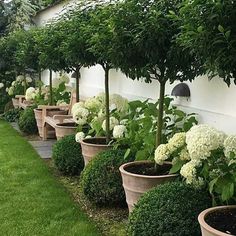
{"left": 104, "top": 67, "right": 110, "bottom": 144}
{"left": 49, "top": 69, "right": 53, "bottom": 105}
{"left": 75, "top": 66, "right": 80, "bottom": 102}
{"left": 38, "top": 68, "right": 41, "bottom": 96}
{"left": 156, "top": 80, "right": 166, "bottom": 148}
{"left": 23, "top": 71, "right": 27, "bottom": 94}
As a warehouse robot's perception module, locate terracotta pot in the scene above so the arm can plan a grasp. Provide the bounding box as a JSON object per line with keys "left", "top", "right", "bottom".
{"left": 55, "top": 122, "right": 77, "bottom": 140}
{"left": 80, "top": 137, "right": 112, "bottom": 166}
{"left": 119, "top": 161, "right": 178, "bottom": 213}
{"left": 34, "top": 108, "right": 67, "bottom": 138}
{"left": 12, "top": 98, "right": 19, "bottom": 108}
{"left": 198, "top": 205, "right": 236, "bottom": 236}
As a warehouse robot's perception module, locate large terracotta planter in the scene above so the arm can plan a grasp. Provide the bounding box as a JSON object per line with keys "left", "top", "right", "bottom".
{"left": 198, "top": 205, "right": 236, "bottom": 236}
{"left": 34, "top": 108, "right": 67, "bottom": 138}
{"left": 55, "top": 122, "right": 77, "bottom": 140}
{"left": 80, "top": 137, "right": 112, "bottom": 166}
{"left": 119, "top": 161, "right": 178, "bottom": 212}
{"left": 12, "top": 98, "right": 19, "bottom": 108}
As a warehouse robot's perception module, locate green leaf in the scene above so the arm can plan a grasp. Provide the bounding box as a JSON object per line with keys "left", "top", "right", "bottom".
{"left": 218, "top": 25, "right": 224, "bottom": 33}
{"left": 169, "top": 159, "right": 185, "bottom": 174}
{"left": 124, "top": 148, "right": 131, "bottom": 160}
{"left": 209, "top": 178, "right": 218, "bottom": 194}
{"left": 135, "top": 149, "right": 149, "bottom": 161}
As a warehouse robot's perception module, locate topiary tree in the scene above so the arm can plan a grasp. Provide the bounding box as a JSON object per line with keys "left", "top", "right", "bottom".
{"left": 111, "top": 0, "right": 203, "bottom": 148}
{"left": 52, "top": 134, "right": 84, "bottom": 175}
{"left": 81, "top": 149, "right": 131, "bottom": 206}
{"left": 128, "top": 181, "right": 211, "bottom": 236}
{"left": 179, "top": 0, "right": 236, "bottom": 87}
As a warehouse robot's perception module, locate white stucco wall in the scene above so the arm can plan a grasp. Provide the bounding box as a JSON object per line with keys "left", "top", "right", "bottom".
{"left": 34, "top": 1, "right": 236, "bottom": 134}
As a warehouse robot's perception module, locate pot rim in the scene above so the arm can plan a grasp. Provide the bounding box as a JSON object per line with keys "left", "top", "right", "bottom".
{"left": 80, "top": 137, "right": 112, "bottom": 147}
{"left": 56, "top": 122, "right": 77, "bottom": 128}
{"left": 198, "top": 205, "right": 236, "bottom": 236}
{"left": 119, "top": 160, "right": 178, "bottom": 179}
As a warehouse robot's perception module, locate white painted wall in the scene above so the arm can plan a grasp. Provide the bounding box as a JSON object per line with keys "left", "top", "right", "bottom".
{"left": 34, "top": 1, "right": 236, "bottom": 134}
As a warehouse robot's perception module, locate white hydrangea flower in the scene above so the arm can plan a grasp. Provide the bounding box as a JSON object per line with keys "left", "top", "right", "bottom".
{"left": 95, "top": 92, "right": 106, "bottom": 104}
{"left": 84, "top": 97, "right": 101, "bottom": 111}
{"left": 71, "top": 102, "right": 85, "bottom": 115}
{"left": 154, "top": 144, "right": 171, "bottom": 165}
{"left": 224, "top": 135, "right": 236, "bottom": 159}
{"left": 168, "top": 132, "right": 186, "bottom": 153}
{"left": 120, "top": 119, "right": 128, "bottom": 125}
{"left": 73, "top": 107, "right": 89, "bottom": 125}
{"left": 5, "top": 87, "right": 9, "bottom": 92}
{"left": 113, "top": 125, "right": 126, "bottom": 138}
{"left": 85, "top": 135, "right": 92, "bottom": 139}
{"left": 11, "top": 81, "right": 16, "bottom": 86}
{"left": 180, "top": 160, "right": 201, "bottom": 184}
{"left": 102, "top": 116, "right": 119, "bottom": 131}
{"left": 110, "top": 94, "right": 129, "bottom": 113}
{"left": 0, "top": 83, "right": 4, "bottom": 89}
{"left": 8, "top": 87, "right": 13, "bottom": 95}
{"left": 25, "top": 87, "right": 36, "bottom": 101}
{"left": 59, "top": 74, "right": 70, "bottom": 84}
{"left": 179, "top": 147, "right": 190, "bottom": 161}
{"left": 186, "top": 124, "right": 226, "bottom": 160}
{"left": 75, "top": 132, "right": 85, "bottom": 143}
{"left": 16, "top": 75, "right": 24, "bottom": 82}
{"left": 26, "top": 77, "right": 32, "bottom": 83}
{"left": 56, "top": 100, "right": 68, "bottom": 106}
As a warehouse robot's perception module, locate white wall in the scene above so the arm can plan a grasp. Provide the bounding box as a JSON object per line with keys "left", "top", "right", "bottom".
{"left": 34, "top": 2, "right": 236, "bottom": 135}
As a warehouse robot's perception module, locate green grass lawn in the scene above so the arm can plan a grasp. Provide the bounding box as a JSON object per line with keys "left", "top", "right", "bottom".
{"left": 0, "top": 120, "right": 101, "bottom": 236}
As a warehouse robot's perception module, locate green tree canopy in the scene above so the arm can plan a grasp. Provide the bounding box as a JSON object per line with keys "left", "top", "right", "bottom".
{"left": 178, "top": 0, "right": 236, "bottom": 86}
{"left": 111, "top": 0, "right": 203, "bottom": 146}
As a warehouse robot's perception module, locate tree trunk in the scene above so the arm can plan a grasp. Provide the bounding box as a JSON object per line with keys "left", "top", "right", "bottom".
{"left": 49, "top": 69, "right": 53, "bottom": 105}
{"left": 104, "top": 67, "right": 110, "bottom": 144}
{"left": 38, "top": 68, "right": 41, "bottom": 96}
{"left": 156, "top": 80, "right": 166, "bottom": 148}
{"left": 23, "top": 71, "right": 27, "bottom": 94}
{"left": 75, "top": 66, "right": 80, "bottom": 102}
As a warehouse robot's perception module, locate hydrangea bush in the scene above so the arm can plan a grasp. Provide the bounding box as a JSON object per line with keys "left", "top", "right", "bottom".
{"left": 114, "top": 97, "right": 198, "bottom": 161}
{"left": 73, "top": 93, "right": 129, "bottom": 142}
{"left": 6, "top": 75, "right": 33, "bottom": 97}
{"left": 155, "top": 124, "right": 236, "bottom": 204}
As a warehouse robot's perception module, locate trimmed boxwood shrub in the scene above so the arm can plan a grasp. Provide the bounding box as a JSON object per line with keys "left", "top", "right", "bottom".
{"left": 18, "top": 107, "right": 38, "bottom": 135}
{"left": 52, "top": 134, "right": 84, "bottom": 176}
{"left": 128, "top": 182, "right": 211, "bottom": 236}
{"left": 81, "top": 149, "right": 130, "bottom": 206}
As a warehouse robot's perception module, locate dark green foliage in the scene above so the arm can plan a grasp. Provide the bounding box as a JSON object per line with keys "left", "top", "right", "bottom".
{"left": 52, "top": 135, "right": 84, "bottom": 176}
{"left": 81, "top": 149, "right": 130, "bottom": 206}
{"left": 18, "top": 107, "right": 38, "bottom": 135}
{"left": 3, "top": 108, "right": 21, "bottom": 122}
{"left": 128, "top": 182, "right": 211, "bottom": 236}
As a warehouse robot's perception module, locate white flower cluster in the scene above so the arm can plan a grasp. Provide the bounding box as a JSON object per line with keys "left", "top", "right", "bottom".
{"left": 52, "top": 73, "right": 70, "bottom": 88}
{"left": 72, "top": 101, "right": 91, "bottom": 125}
{"left": 186, "top": 124, "right": 226, "bottom": 160}
{"left": 56, "top": 100, "right": 68, "bottom": 106}
{"left": 113, "top": 125, "right": 126, "bottom": 138}
{"left": 0, "top": 82, "right": 4, "bottom": 89}
{"left": 154, "top": 144, "right": 171, "bottom": 165}
{"left": 110, "top": 94, "right": 129, "bottom": 114}
{"left": 224, "top": 135, "right": 236, "bottom": 159}
{"left": 75, "top": 132, "right": 85, "bottom": 143}
{"left": 154, "top": 132, "right": 186, "bottom": 165}
{"left": 84, "top": 97, "right": 102, "bottom": 112}
{"left": 102, "top": 117, "right": 119, "bottom": 131}
{"left": 25, "top": 87, "right": 36, "bottom": 101}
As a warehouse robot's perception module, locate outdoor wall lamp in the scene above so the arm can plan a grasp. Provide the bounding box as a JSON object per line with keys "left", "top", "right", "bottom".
{"left": 171, "top": 83, "right": 191, "bottom": 98}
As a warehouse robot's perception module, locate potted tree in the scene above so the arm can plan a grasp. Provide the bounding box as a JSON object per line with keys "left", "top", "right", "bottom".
{"left": 110, "top": 0, "right": 203, "bottom": 211}
{"left": 179, "top": 1, "right": 236, "bottom": 234}
{"left": 68, "top": 2, "right": 120, "bottom": 164}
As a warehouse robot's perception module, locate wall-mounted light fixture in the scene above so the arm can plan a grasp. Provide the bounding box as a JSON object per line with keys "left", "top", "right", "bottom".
{"left": 171, "top": 83, "right": 190, "bottom": 98}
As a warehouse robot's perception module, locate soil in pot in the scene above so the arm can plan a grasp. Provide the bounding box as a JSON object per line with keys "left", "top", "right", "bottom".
{"left": 125, "top": 162, "right": 171, "bottom": 176}
{"left": 83, "top": 137, "right": 115, "bottom": 145}
{"left": 56, "top": 122, "right": 77, "bottom": 127}
{"left": 205, "top": 209, "right": 236, "bottom": 235}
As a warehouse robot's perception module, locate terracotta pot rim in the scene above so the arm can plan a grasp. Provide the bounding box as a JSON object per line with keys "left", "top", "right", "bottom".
{"left": 119, "top": 160, "right": 178, "bottom": 179}
{"left": 198, "top": 205, "right": 236, "bottom": 236}
{"left": 56, "top": 123, "right": 77, "bottom": 128}
{"left": 80, "top": 137, "right": 112, "bottom": 147}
